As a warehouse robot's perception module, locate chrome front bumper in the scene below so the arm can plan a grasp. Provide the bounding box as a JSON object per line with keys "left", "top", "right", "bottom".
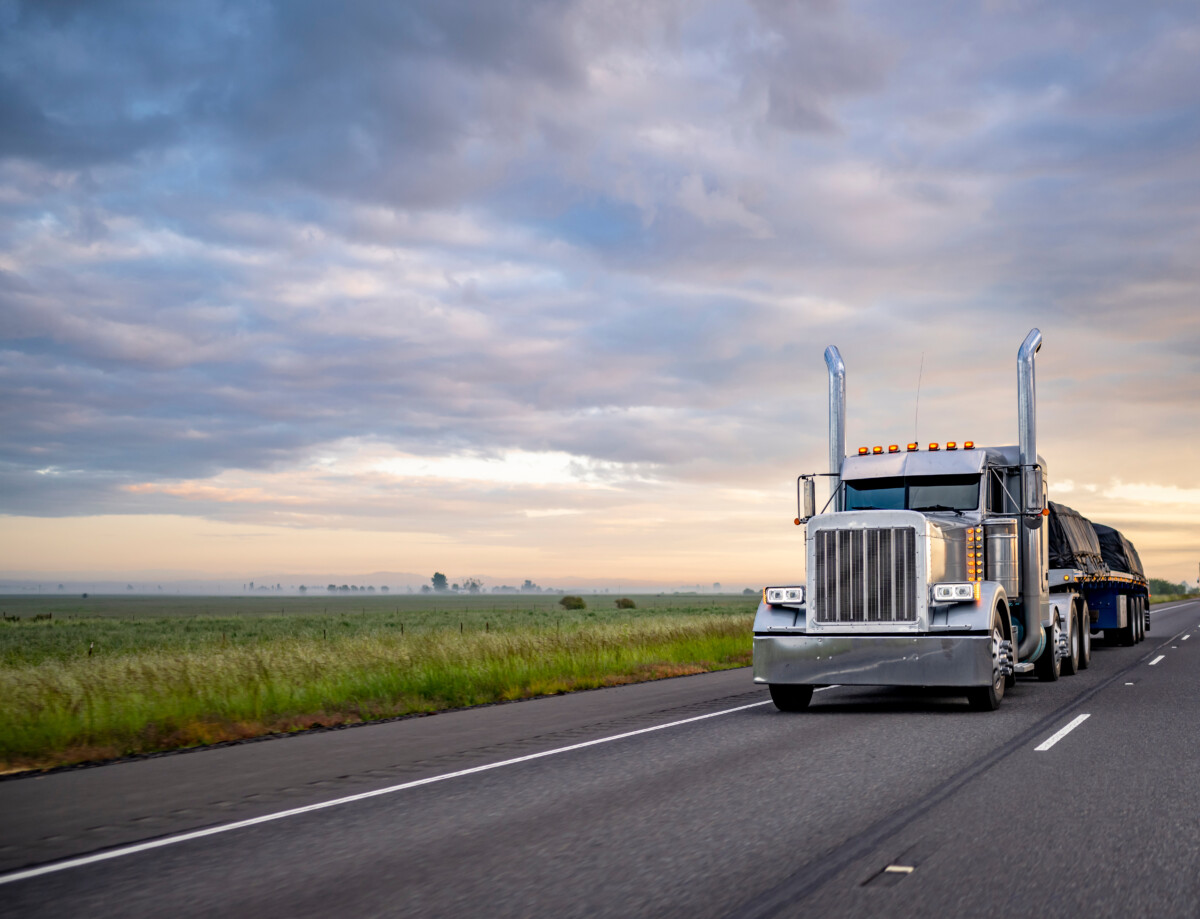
{"left": 753, "top": 633, "right": 994, "bottom": 687}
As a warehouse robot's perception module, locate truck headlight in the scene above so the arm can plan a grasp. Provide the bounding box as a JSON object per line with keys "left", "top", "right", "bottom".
{"left": 765, "top": 586, "right": 805, "bottom": 605}
{"left": 932, "top": 583, "right": 976, "bottom": 602}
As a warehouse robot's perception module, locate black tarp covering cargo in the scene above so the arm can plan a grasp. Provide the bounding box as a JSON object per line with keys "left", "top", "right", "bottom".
{"left": 1092, "top": 523, "right": 1146, "bottom": 579}
{"left": 1047, "top": 501, "right": 1106, "bottom": 576}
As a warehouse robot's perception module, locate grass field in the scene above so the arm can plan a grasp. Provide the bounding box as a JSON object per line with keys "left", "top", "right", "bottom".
{"left": 0, "top": 593, "right": 757, "bottom": 773}
{"left": 1149, "top": 593, "right": 1198, "bottom": 606}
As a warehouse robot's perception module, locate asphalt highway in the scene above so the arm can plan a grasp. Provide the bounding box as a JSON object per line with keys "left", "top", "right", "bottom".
{"left": 2, "top": 599, "right": 1198, "bottom": 918}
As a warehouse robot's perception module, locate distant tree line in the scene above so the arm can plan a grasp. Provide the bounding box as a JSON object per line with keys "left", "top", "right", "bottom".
{"left": 1150, "top": 577, "right": 1194, "bottom": 596}
{"left": 325, "top": 584, "right": 389, "bottom": 593}
{"left": 425, "top": 574, "right": 560, "bottom": 594}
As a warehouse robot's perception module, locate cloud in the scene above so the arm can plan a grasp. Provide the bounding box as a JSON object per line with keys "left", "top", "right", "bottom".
{"left": 1103, "top": 481, "right": 1200, "bottom": 509}
{"left": 676, "top": 174, "right": 773, "bottom": 237}
{"left": 2, "top": 0, "right": 1200, "bottom": 582}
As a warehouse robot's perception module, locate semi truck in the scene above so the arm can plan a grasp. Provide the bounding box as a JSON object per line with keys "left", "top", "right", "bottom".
{"left": 753, "top": 329, "right": 1149, "bottom": 711}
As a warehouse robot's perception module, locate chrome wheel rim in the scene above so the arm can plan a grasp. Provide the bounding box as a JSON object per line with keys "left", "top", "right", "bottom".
{"left": 991, "top": 625, "right": 1004, "bottom": 694}
{"left": 1049, "top": 618, "right": 1061, "bottom": 675}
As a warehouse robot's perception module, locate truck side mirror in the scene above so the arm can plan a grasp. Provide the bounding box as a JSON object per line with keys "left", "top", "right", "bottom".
{"left": 802, "top": 478, "right": 816, "bottom": 521}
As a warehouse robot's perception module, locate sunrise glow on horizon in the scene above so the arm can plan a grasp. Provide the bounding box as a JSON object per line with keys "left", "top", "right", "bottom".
{"left": 2, "top": 2, "right": 1198, "bottom": 590}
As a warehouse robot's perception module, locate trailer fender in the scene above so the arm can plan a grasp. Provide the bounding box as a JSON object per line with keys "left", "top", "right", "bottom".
{"left": 1048, "top": 596, "right": 1071, "bottom": 628}
{"left": 1047, "top": 595, "right": 1075, "bottom": 661}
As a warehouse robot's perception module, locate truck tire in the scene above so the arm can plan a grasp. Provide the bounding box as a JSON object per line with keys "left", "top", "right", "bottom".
{"left": 1035, "top": 619, "right": 1061, "bottom": 682}
{"left": 1143, "top": 599, "right": 1151, "bottom": 634}
{"left": 1134, "top": 598, "right": 1144, "bottom": 642}
{"left": 1078, "top": 601, "right": 1091, "bottom": 670}
{"left": 1061, "top": 610, "right": 1081, "bottom": 676}
{"left": 968, "top": 611, "right": 1007, "bottom": 711}
{"left": 769, "top": 684, "right": 814, "bottom": 712}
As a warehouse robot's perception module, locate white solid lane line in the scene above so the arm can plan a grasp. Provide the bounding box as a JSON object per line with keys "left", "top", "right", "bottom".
{"left": 1035, "top": 714, "right": 1091, "bottom": 752}
{"left": 1149, "top": 655, "right": 1165, "bottom": 666}
{"left": 0, "top": 697, "right": 775, "bottom": 887}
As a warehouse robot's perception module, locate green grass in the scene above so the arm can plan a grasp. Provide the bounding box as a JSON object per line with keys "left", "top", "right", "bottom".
{"left": 1150, "top": 593, "right": 1199, "bottom": 606}
{"left": 0, "top": 594, "right": 755, "bottom": 772}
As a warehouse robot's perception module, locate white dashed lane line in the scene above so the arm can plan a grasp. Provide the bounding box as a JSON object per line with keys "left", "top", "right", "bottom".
{"left": 1035, "top": 714, "right": 1091, "bottom": 752}
{"left": 1149, "top": 655, "right": 1165, "bottom": 666}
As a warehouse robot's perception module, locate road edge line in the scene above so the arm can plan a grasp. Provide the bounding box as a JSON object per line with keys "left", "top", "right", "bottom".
{"left": 0, "top": 698, "right": 773, "bottom": 887}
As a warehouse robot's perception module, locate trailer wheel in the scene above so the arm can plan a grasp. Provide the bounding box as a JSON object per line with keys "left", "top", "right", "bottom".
{"left": 769, "top": 684, "right": 814, "bottom": 712}
{"left": 968, "top": 612, "right": 1007, "bottom": 711}
{"left": 1143, "top": 599, "right": 1151, "bottom": 635}
{"left": 1061, "top": 610, "right": 1081, "bottom": 676}
{"left": 1035, "top": 617, "right": 1062, "bottom": 682}
{"left": 1135, "top": 597, "right": 1145, "bottom": 642}
{"left": 1078, "top": 601, "right": 1091, "bottom": 670}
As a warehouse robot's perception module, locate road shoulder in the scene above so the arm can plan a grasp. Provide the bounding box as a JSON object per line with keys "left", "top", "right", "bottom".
{"left": 0, "top": 666, "right": 763, "bottom": 873}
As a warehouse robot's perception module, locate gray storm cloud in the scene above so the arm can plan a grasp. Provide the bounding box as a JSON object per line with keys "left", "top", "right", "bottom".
{"left": 1, "top": 0, "right": 1198, "bottom": 579}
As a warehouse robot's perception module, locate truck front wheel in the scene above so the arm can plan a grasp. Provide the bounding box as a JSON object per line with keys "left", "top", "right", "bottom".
{"left": 769, "top": 684, "right": 814, "bottom": 712}
{"left": 968, "top": 612, "right": 1007, "bottom": 711}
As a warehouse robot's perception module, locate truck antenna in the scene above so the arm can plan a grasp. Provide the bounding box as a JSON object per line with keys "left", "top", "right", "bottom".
{"left": 914, "top": 351, "right": 924, "bottom": 442}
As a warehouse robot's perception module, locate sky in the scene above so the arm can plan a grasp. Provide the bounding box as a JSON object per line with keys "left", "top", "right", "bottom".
{"left": 1, "top": 0, "right": 1199, "bottom": 590}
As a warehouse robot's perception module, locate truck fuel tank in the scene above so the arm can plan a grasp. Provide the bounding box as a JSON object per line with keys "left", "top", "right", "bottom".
{"left": 985, "top": 518, "right": 1020, "bottom": 598}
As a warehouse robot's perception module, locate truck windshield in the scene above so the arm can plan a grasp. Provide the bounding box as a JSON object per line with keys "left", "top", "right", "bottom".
{"left": 844, "top": 475, "right": 980, "bottom": 512}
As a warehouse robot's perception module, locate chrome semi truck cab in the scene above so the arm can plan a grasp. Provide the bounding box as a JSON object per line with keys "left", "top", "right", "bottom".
{"left": 753, "top": 331, "right": 1057, "bottom": 711}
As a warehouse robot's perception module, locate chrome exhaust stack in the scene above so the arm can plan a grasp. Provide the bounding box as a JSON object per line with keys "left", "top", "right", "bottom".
{"left": 1016, "top": 328, "right": 1045, "bottom": 659}
{"left": 825, "top": 346, "right": 845, "bottom": 511}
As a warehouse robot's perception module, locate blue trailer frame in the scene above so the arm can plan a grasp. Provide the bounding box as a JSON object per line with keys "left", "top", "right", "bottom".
{"left": 1085, "top": 575, "right": 1150, "bottom": 640}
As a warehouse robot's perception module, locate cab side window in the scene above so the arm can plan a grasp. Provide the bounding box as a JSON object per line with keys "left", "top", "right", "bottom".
{"left": 987, "top": 470, "right": 1015, "bottom": 514}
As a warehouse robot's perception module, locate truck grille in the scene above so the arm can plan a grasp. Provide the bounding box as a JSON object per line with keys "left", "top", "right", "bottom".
{"left": 813, "top": 527, "right": 918, "bottom": 623}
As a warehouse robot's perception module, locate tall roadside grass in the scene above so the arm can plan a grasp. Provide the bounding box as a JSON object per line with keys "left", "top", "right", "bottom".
{"left": 1150, "top": 593, "right": 1199, "bottom": 606}
{"left": 0, "top": 614, "right": 752, "bottom": 773}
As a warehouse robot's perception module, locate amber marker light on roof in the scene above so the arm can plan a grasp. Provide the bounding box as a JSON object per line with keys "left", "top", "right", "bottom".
{"left": 929, "top": 443, "right": 940, "bottom": 450}
{"left": 858, "top": 447, "right": 868, "bottom": 455}
{"left": 907, "top": 443, "right": 919, "bottom": 451}
{"left": 888, "top": 445, "right": 899, "bottom": 453}
{"left": 872, "top": 445, "right": 883, "bottom": 454}
{"left": 964, "top": 441, "right": 975, "bottom": 449}
{"left": 947, "top": 441, "right": 957, "bottom": 450}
